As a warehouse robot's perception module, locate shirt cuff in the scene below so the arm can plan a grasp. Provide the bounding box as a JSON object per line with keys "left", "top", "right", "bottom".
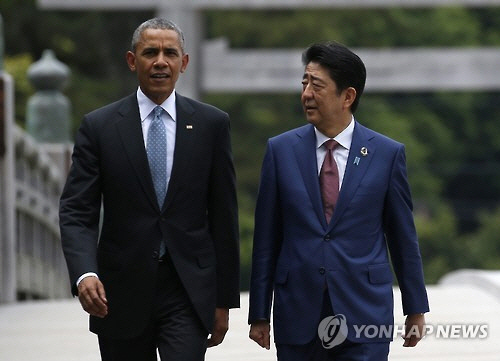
{"left": 76, "top": 272, "right": 99, "bottom": 287}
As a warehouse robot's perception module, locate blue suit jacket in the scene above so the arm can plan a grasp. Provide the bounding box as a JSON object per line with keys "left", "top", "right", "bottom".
{"left": 248, "top": 121, "right": 429, "bottom": 344}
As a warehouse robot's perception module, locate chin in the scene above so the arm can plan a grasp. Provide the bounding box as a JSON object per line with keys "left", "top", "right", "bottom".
{"left": 306, "top": 116, "right": 319, "bottom": 126}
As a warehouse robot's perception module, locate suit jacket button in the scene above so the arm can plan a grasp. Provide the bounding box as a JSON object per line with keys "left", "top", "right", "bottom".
{"left": 319, "top": 267, "right": 326, "bottom": 275}
{"left": 324, "top": 235, "right": 330, "bottom": 241}
{"left": 152, "top": 251, "right": 159, "bottom": 260}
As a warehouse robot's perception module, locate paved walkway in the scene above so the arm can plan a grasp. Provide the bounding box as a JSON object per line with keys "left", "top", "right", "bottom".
{"left": 1, "top": 282, "right": 500, "bottom": 360}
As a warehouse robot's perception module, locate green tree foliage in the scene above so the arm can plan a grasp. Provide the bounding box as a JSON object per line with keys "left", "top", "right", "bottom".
{"left": 205, "top": 7, "right": 489, "bottom": 48}
{"left": 4, "top": 53, "right": 33, "bottom": 125}
{"left": 414, "top": 202, "right": 460, "bottom": 284}
{"left": 204, "top": 8, "right": 500, "bottom": 288}
{"left": 2, "top": 0, "right": 152, "bottom": 127}
{"left": 462, "top": 206, "right": 500, "bottom": 270}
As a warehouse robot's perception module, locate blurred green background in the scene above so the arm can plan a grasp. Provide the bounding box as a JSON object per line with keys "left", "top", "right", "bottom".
{"left": 2, "top": 0, "right": 500, "bottom": 289}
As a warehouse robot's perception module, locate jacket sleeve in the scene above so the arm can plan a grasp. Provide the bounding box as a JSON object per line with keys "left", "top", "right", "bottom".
{"left": 59, "top": 116, "right": 102, "bottom": 295}
{"left": 383, "top": 145, "right": 429, "bottom": 315}
{"left": 248, "top": 140, "right": 283, "bottom": 323}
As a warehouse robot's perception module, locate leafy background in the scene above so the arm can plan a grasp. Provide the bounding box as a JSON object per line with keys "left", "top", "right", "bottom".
{"left": 2, "top": 1, "right": 500, "bottom": 289}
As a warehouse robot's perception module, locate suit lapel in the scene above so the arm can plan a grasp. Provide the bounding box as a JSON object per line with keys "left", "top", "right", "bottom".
{"left": 293, "top": 125, "right": 327, "bottom": 228}
{"left": 328, "top": 122, "right": 376, "bottom": 230}
{"left": 115, "top": 94, "right": 159, "bottom": 211}
{"left": 162, "top": 94, "right": 196, "bottom": 212}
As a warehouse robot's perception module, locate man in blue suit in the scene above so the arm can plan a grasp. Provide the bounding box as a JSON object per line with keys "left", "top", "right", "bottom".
{"left": 248, "top": 41, "right": 429, "bottom": 360}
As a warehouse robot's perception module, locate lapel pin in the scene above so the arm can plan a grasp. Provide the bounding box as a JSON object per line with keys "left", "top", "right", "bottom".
{"left": 354, "top": 156, "right": 360, "bottom": 165}
{"left": 360, "top": 147, "right": 368, "bottom": 157}
{"left": 186, "top": 125, "right": 193, "bottom": 130}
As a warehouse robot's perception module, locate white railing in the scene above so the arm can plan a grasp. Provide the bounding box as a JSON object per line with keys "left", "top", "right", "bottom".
{"left": 12, "top": 125, "right": 71, "bottom": 300}
{"left": 1, "top": 72, "right": 72, "bottom": 303}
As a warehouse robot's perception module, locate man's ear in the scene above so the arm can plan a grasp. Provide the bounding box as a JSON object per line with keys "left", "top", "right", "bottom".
{"left": 343, "top": 87, "right": 357, "bottom": 110}
{"left": 180, "top": 53, "right": 189, "bottom": 73}
{"left": 126, "top": 51, "right": 136, "bottom": 71}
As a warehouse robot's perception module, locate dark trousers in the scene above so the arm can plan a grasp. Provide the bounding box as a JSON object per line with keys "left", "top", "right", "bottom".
{"left": 98, "top": 257, "right": 208, "bottom": 361}
{"left": 276, "top": 291, "right": 390, "bottom": 361}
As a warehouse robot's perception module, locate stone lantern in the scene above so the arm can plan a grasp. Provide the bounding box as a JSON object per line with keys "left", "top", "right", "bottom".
{"left": 26, "top": 49, "right": 71, "bottom": 143}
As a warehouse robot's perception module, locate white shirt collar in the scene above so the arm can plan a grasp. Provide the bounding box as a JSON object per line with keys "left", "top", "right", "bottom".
{"left": 315, "top": 116, "right": 355, "bottom": 150}
{"left": 137, "top": 87, "right": 177, "bottom": 122}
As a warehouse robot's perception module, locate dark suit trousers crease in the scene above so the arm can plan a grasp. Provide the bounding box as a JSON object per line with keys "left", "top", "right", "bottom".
{"left": 276, "top": 291, "right": 390, "bottom": 361}
{"left": 98, "top": 256, "right": 208, "bottom": 361}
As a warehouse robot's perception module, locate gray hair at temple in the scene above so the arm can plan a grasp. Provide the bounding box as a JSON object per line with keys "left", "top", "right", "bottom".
{"left": 130, "top": 18, "right": 185, "bottom": 53}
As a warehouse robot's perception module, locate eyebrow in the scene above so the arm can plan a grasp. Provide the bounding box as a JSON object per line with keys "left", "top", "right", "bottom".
{"left": 141, "top": 46, "right": 180, "bottom": 53}
{"left": 302, "top": 73, "right": 325, "bottom": 83}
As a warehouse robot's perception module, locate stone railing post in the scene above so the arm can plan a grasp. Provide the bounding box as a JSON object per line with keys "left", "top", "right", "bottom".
{"left": 26, "top": 50, "right": 73, "bottom": 175}
{"left": 26, "top": 49, "right": 71, "bottom": 143}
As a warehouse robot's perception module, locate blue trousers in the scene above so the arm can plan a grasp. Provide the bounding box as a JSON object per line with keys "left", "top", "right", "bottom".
{"left": 276, "top": 291, "right": 390, "bottom": 361}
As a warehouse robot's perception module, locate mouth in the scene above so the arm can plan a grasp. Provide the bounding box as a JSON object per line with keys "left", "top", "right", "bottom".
{"left": 151, "top": 73, "right": 170, "bottom": 80}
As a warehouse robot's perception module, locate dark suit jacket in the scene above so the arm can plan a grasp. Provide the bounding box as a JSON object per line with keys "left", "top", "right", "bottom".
{"left": 248, "top": 122, "right": 429, "bottom": 344}
{"left": 60, "top": 92, "right": 239, "bottom": 339}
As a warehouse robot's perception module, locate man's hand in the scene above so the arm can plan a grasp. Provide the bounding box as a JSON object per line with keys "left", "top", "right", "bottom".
{"left": 207, "top": 308, "right": 229, "bottom": 347}
{"left": 249, "top": 320, "right": 271, "bottom": 350}
{"left": 77, "top": 276, "right": 108, "bottom": 318}
{"left": 403, "top": 313, "right": 426, "bottom": 347}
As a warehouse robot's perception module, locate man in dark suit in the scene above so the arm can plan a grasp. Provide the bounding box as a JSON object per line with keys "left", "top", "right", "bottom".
{"left": 59, "top": 18, "right": 239, "bottom": 361}
{"left": 248, "top": 41, "right": 429, "bottom": 360}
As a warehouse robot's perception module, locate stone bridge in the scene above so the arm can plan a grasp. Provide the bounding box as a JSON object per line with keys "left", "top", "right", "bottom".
{"left": 1, "top": 37, "right": 73, "bottom": 302}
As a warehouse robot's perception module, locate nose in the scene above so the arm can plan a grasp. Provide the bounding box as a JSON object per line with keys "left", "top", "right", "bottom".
{"left": 302, "top": 83, "right": 313, "bottom": 101}
{"left": 154, "top": 53, "right": 168, "bottom": 68}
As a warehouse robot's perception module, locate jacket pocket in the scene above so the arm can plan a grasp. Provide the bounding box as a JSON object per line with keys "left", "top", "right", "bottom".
{"left": 368, "top": 263, "right": 393, "bottom": 284}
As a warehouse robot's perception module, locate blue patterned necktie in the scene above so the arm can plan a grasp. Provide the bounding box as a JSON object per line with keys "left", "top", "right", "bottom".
{"left": 147, "top": 106, "right": 167, "bottom": 209}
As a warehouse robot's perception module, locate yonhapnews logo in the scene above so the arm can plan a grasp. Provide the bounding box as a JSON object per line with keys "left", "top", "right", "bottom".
{"left": 317, "top": 313, "right": 489, "bottom": 349}
{"left": 317, "top": 314, "right": 349, "bottom": 349}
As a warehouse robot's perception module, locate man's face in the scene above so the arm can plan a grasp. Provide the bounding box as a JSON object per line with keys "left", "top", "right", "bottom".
{"left": 126, "top": 28, "right": 189, "bottom": 104}
{"left": 301, "top": 62, "right": 346, "bottom": 129}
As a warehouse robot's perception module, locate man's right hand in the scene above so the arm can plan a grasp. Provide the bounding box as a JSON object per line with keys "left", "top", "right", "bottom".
{"left": 77, "top": 276, "right": 108, "bottom": 318}
{"left": 249, "top": 320, "right": 271, "bottom": 350}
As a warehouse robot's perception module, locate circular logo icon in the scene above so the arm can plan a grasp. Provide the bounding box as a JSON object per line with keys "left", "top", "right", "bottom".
{"left": 317, "top": 314, "right": 348, "bottom": 349}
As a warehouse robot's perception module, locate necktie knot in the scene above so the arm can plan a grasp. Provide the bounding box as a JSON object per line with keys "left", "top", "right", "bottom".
{"left": 324, "top": 139, "right": 338, "bottom": 151}
{"left": 153, "top": 105, "right": 163, "bottom": 119}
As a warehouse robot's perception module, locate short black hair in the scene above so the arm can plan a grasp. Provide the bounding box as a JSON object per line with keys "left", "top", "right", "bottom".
{"left": 302, "top": 41, "right": 366, "bottom": 113}
{"left": 131, "top": 18, "right": 185, "bottom": 53}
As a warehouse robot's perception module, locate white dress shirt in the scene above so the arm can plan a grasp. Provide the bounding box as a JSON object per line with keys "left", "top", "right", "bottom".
{"left": 314, "top": 117, "right": 355, "bottom": 190}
